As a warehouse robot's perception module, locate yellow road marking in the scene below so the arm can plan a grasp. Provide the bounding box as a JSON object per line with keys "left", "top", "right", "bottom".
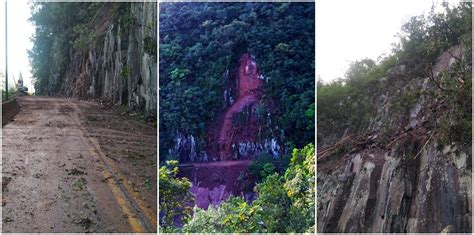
{"left": 78, "top": 134, "right": 147, "bottom": 232}
{"left": 101, "top": 170, "right": 145, "bottom": 233}
{"left": 101, "top": 154, "right": 158, "bottom": 227}
{"left": 68, "top": 103, "right": 155, "bottom": 232}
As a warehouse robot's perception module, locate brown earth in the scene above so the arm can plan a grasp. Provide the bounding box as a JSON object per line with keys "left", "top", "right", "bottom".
{"left": 207, "top": 53, "right": 263, "bottom": 161}
{"left": 1, "top": 96, "right": 156, "bottom": 233}
{"left": 178, "top": 160, "right": 251, "bottom": 209}
{"left": 186, "top": 53, "right": 263, "bottom": 209}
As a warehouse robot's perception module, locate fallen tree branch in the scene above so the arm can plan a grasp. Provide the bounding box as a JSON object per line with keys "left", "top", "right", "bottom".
{"left": 317, "top": 134, "right": 369, "bottom": 161}
{"left": 385, "top": 133, "right": 408, "bottom": 149}
{"left": 425, "top": 64, "right": 448, "bottom": 91}
{"left": 414, "top": 131, "right": 435, "bottom": 159}
{"left": 318, "top": 135, "right": 353, "bottom": 154}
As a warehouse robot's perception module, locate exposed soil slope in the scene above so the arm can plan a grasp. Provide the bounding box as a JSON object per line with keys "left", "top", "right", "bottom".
{"left": 208, "top": 53, "right": 263, "bottom": 161}
{"left": 180, "top": 53, "right": 264, "bottom": 209}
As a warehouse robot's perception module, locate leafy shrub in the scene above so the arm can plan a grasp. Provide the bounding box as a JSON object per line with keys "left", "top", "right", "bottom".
{"left": 144, "top": 36, "right": 157, "bottom": 58}
{"left": 182, "top": 205, "right": 227, "bottom": 233}
{"left": 247, "top": 152, "right": 289, "bottom": 183}
{"left": 73, "top": 24, "right": 97, "bottom": 50}
{"left": 120, "top": 67, "right": 128, "bottom": 81}
{"left": 159, "top": 160, "right": 193, "bottom": 230}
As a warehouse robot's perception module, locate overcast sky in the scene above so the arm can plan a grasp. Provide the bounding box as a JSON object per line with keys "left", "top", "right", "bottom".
{"left": 316, "top": 0, "right": 449, "bottom": 83}
{"left": 0, "top": 0, "right": 35, "bottom": 93}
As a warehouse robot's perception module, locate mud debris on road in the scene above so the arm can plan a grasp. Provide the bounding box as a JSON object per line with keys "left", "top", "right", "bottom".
{"left": 2, "top": 96, "right": 156, "bottom": 233}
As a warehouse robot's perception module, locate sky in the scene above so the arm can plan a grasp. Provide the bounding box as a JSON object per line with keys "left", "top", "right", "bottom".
{"left": 316, "top": 0, "right": 447, "bottom": 83}
{"left": 0, "top": 0, "right": 35, "bottom": 93}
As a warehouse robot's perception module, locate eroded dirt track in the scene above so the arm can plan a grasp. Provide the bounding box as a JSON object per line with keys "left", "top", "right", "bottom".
{"left": 2, "top": 96, "right": 156, "bottom": 233}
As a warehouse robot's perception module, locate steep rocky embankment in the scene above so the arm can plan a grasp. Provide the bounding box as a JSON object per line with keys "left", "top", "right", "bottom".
{"left": 50, "top": 3, "right": 157, "bottom": 114}
{"left": 317, "top": 47, "right": 472, "bottom": 233}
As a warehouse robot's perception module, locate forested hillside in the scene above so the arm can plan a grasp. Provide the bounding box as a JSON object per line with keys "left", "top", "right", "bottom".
{"left": 29, "top": 2, "right": 157, "bottom": 114}
{"left": 317, "top": 3, "right": 471, "bottom": 232}
{"left": 159, "top": 2, "right": 315, "bottom": 161}
{"left": 159, "top": 2, "right": 315, "bottom": 233}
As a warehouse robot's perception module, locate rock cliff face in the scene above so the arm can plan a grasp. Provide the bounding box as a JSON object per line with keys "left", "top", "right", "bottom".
{"left": 57, "top": 3, "right": 157, "bottom": 114}
{"left": 317, "top": 47, "right": 472, "bottom": 233}
{"left": 171, "top": 53, "right": 281, "bottom": 162}
{"left": 173, "top": 54, "right": 282, "bottom": 209}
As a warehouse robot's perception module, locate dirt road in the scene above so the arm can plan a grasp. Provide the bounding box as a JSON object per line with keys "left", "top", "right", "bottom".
{"left": 178, "top": 160, "right": 252, "bottom": 209}
{"left": 2, "top": 96, "right": 156, "bottom": 233}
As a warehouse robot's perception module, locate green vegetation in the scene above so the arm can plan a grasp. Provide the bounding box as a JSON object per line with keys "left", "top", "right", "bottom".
{"left": 395, "top": 2, "right": 472, "bottom": 75}
{"left": 28, "top": 2, "right": 156, "bottom": 97}
{"left": 1, "top": 74, "right": 18, "bottom": 100}
{"left": 72, "top": 24, "right": 97, "bottom": 51}
{"left": 159, "top": 3, "right": 314, "bottom": 232}
{"left": 391, "top": 88, "right": 422, "bottom": 122}
{"left": 144, "top": 36, "right": 157, "bottom": 58}
{"left": 317, "top": 2, "right": 471, "bottom": 148}
{"left": 173, "top": 144, "right": 315, "bottom": 233}
{"left": 116, "top": 3, "right": 137, "bottom": 33}
{"left": 436, "top": 52, "right": 472, "bottom": 146}
{"left": 317, "top": 55, "right": 398, "bottom": 145}
{"left": 247, "top": 152, "right": 290, "bottom": 184}
{"left": 159, "top": 160, "right": 193, "bottom": 232}
{"left": 72, "top": 177, "right": 87, "bottom": 191}
{"left": 2, "top": 87, "right": 17, "bottom": 101}
{"left": 159, "top": 3, "right": 315, "bottom": 158}
{"left": 28, "top": 2, "right": 102, "bottom": 95}
{"left": 120, "top": 67, "right": 128, "bottom": 81}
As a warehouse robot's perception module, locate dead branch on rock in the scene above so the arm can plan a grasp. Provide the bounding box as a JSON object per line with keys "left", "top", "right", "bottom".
{"left": 385, "top": 133, "right": 408, "bottom": 149}
{"left": 413, "top": 131, "right": 435, "bottom": 159}
{"left": 317, "top": 133, "right": 371, "bottom": 161}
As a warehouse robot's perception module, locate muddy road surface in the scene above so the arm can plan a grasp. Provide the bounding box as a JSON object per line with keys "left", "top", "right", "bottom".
{"left": 2, "top": 96, "right": 156, "bottom": 233}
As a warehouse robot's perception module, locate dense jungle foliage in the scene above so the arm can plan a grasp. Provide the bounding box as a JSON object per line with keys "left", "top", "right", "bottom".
{"left": 159, "top": 2, "right": 315, "bottom": 159}
{"left": 159, "top": 143, "right": 315, "bottom": 233}
{"left": 317, "top": 2, "right": 472, "bottom": 148}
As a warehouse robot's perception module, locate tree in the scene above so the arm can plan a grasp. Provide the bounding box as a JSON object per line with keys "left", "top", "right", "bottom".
{"left": 181, "top": 205, "right": 227, "bottom": 232}
{"left": 283, "top": 143, "right": 315, "bottom": 232}
{"left": 159, "top": 161, "right": 194, "bottom": 231}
